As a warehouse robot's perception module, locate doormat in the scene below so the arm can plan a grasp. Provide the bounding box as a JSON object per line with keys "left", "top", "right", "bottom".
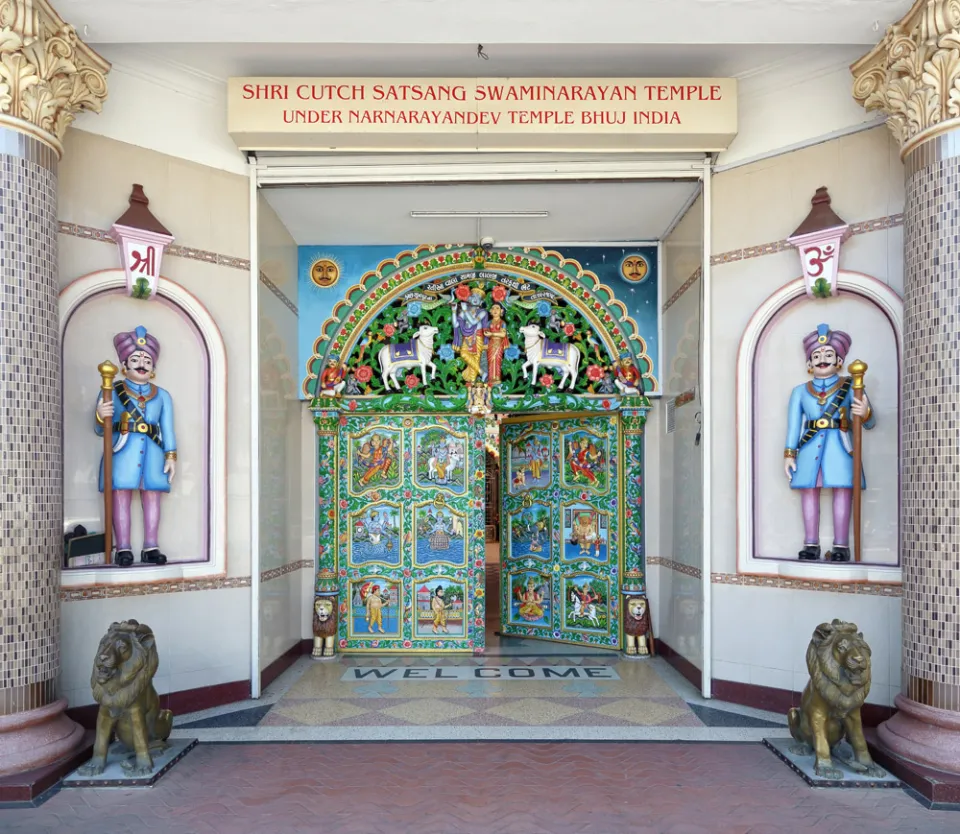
{"left": 341, "top": 665, "right": 621, "bottom": 682}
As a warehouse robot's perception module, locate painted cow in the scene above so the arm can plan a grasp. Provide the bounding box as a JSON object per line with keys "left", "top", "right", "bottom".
{"left": 377, "top": 325, "right": 439, "bottom": 390}
{"left": 519, "top": 324, "right": 581, "bottom": 390}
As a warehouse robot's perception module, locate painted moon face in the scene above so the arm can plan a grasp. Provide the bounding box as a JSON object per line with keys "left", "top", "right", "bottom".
{"left": 311, "top": 259, "right": 340, "bottom": 288}
{"left": 620, "top": 255, "right": 649, "bottom": 283}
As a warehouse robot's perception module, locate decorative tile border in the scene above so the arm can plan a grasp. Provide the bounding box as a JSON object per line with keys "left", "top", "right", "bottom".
{"left": 261, "top": 559, "right": 314, "bottom": 583}
{"left": 663, "top": 266, "right": 701, "bottom": 312}
{"left": 662, "top": 212, "right": 904, "bottom": 311}
{"left": 711, "top": 572, "right": 902, "bottom": 597}
{"left": 647, "top": 557, "right": 703, "bottom": 580}
{"left": 61, "top": 575, "right": 252, "bottom": 602}
{"left": 58, "top": 220, "right": 298, "bottom": 316}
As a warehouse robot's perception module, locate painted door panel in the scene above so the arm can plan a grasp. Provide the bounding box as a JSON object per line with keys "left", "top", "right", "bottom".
{"left": 337, "top": 414, "right": 486, "bottom": 653}
{"left": 500, "top": 415, "right": 620, "bottom": 649}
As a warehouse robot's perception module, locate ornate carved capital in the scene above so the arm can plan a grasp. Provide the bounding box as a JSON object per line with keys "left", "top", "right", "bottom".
{"left": 0, "top": 0, "right": 110, "bottom": 156}
{"left": 852, "top": 0, "right": 960, "bottom": 158}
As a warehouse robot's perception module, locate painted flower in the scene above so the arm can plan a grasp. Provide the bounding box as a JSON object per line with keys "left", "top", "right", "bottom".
{"left": 340, "top": 639, "right": 348, "bottom": 648}
{"left": 327, "top": 509, "right": 336, "bottom": 520}
{"left": 372, "top": 640, "right": 380, "bottom": 648}
{"left": 383, "top": 323, "right": 396, "bottom": 338}
{"left": 602, "top": 399, "right": 611, "bottom": 409}
{"left": 505, "top": 345, "right": 520, "bottom": 361}
{"left": 403, "top": 640, "right": 412, "bottom": 648}
{"left": 580, "top": 492, "right": 588, "bottom": 500}
{"left": 491, "top": 285, "right": 507, "bottom": 302}
{"left": 408, "top": 301, "right": 422, "bottom": 316}
{"left": 626, "top": 509, "right": 633, "bottom": 519}
{"left": 539, "top": 373, "right": 554, "bottom": 387}
{"left": 339, "top": 499, "right": 348, "bottom": 509}
{"left": 468, "top": 569, "right": 474, "bottom": 577}
{"left": 348, "top": 400, "right": 358, "bottom": 411}
{"left": 553, "top": 630, "right": 562, "bottom": 639}
{"left": 563, "top": 323, "right": 576, "bottom": 337}
{"left": 439, "top": 344, "right": 455, "bottom": 362}
{"left": 403, "top": 568, "right": 411, "bottom": 577}
{"left": 339, "top": 603, "right": 348, "bottom": 614}
{"left": 455, "top": 284, "right": 471, "bottom": 301}
{"left": 586, "top": 364, "right": 603, "bottom": 381}
{"left": 403, "top": 489, "right": 412, "bottom": 499}
{"left": 514, "top": 255, "right": 523, "bottom": 264}
{"left": 339, "top": 568, "right": 347, "bottom": 577}
{"left": 537, "top": 300, "right": 552, "bottom": 317}
{"left": 339, "top": 415, "right": 348, "bottom": 426}
{"left": 355, "top": 365, "right": 373, "bottom": 383}
{"left": 405, "top": 374, "right": 419, "bottom": 389}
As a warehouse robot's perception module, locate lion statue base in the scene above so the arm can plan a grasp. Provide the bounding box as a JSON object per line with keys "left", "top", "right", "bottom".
{"left": 787, "top": 619, "right": 886, "bottom": 780}
{"left": 77, "top": 620, "right": 173, "bottom": 778}
{"left": 312, "top": 597, "right": 337, "bottom": 658}
{"left": 623, "top": 595, "right": 654, "bottom": 657}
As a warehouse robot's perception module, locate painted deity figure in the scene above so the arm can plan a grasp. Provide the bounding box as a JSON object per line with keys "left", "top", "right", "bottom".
{"left": 784, "top": 324, "right": 874, "bottom": 562}
{"left": 95, "top": 326, "right": 177, "bottom": 567}
{"left": 357, "top": 433, "right": 395, "bottom": 485}
{"left": 569, "top": 436, "right": 602, "bottom": 484}
{"left": 452, "top": 287, "right": 489, "bottom": 383}
{"left": 528, "top": 519, "right": 546, "bottom": 553}
{"left": 431, "top": 586, "right": 450, "bottom": 634}
{"left": 517, "top": 577, "right": 545, "bottom": 621}
{"left": 614, "top": 356, "right": 642, "bottom": 396}
{"left": 362, "top": 583, "right": 386, "bottom": 633}
{"left": 319, "top": 356, "right": 347, "bottom": 397}
{"left": 482, "top": 302, "right": 510, "bottom": 384}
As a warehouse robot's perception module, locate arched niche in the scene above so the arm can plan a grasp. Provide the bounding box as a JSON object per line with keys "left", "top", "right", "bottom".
{"left": 60, "top": 269, "right": 227, "bottom": 587}
{"left": 736, "top": 271, "right": 902, "bottom": 583}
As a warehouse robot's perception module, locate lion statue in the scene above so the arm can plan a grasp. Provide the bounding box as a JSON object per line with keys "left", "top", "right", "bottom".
{"left": 623, "top": 595, "right": 654, "bottom": 657}
{"left": 312, "top": 597, "right": 337, "bottom": 658}
{"left": 77, "top": 620, "right": 173, "bottom": 777}
{"left": 787, "top": 619, "right": 885, "bottom": 779}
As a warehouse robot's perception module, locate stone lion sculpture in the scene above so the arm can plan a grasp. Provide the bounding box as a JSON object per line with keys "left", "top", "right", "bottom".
{"left": 77, "top": 620, "right": 173, "bottom": 777}
{"left": 312, "top": 597, "right": 337, "bottom": 658}
{"left": 623, "top": 595, "right": 654, "bottom": 656}
{"left": 787, "top": 619, "right": 885, "bottom": 779}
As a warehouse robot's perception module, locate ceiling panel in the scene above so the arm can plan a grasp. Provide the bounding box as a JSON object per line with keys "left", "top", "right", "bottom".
{"left": 262, "top": 180, "right": 700, "bottom": 245}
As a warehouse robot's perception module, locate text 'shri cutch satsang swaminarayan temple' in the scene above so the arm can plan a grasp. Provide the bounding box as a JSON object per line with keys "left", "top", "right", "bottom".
{"left": 2, "top": 0, "right": 960, "bottom": 819}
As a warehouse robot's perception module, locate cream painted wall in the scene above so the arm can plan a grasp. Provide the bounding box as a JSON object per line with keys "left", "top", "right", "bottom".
{"left": 709, "top": 125, "right": 904, "bottom": 705}
{"left": 258, "top": 196, "right": 305, "bottom": 670}
{"left": 58, "top": 128, "right": 254, "bottom": 705}
{"left": 655, "top": 196, "right": 704, "bottom": 669}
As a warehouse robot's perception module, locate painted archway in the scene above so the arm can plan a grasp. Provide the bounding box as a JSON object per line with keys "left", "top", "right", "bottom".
{"left": 302, "top": 244, "right": 659, "bottom": 408}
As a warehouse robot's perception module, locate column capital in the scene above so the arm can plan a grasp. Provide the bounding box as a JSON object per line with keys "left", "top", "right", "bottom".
{"left": 851, "top": 0, "right": 960, "bottom": 158}
{"left": 0, "top": 0, "right": 110, "bottom": 157}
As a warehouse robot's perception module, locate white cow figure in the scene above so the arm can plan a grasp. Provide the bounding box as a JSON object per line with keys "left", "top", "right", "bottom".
{"left": 377, "top": 325, "right": 439, "bottom": 391}
{"left": 519, "top": 324, "right": 581, "bottom": 390}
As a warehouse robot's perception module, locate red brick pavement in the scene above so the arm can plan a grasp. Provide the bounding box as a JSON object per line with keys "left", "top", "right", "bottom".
{"left": 0, "top": 742, "right": 955, "bottom": 834}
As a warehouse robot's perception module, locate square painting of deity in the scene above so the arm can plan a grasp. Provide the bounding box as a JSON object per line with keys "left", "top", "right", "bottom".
{"left": 413, "top": 427, "right": 467, "bottom": 495}
{"left": 562, "top": 573, "right": 610, "bottom": 633}
{"left": 507, "top": 503, "right": 552, "bottom": 561}
{"left": 507, "top": 432, "right": 551, "bottom": 494}
{"left": 348, "top": 427, "right": 402, "bottom": 495}
{"left": 348, "top": 503, "right": 402, "bottom": 567}
{"left": 413, "top": 502, "right": 467, "bottom": 567}
{"left": 348, "top": 578, "right": 402, "bottom": 638}
{"left": 414, "top": 578, "right": 467, "bottom": 638}
{"left": 561, "top": 429, "right": 609, "bottom": 494}
{"left": 506, "top": 571, "right": 551, "bottom": 629}
{"left": 562, "top": 503, "right": 609, "bottom": 563}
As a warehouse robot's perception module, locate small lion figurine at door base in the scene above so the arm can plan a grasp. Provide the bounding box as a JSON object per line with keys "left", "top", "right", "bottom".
{"left": 787, "top": 619, "right": 885, "bottom": 779}
{"left": 312, "top": 597, "right": 337, "bottom": 658}
{"left": 77, "top": 620, "right": 173, "bottom": 777}
{"left": 623, "top": 595, "right": 654, "bottom": 657}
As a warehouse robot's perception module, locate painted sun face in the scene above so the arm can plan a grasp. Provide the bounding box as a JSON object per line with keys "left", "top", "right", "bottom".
{"left": 621, "top": 255, "right": 649, "bottom": 283}
{"left": 310, "top": 259, "right": 340, "bottom": 288}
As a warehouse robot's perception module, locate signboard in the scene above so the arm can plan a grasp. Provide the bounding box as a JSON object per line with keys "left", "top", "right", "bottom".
{"left": 227, "top": 77, "right": 737, "bottom": 152}
{"left": 341, "top": 665, "right": 621, "bottom": 681}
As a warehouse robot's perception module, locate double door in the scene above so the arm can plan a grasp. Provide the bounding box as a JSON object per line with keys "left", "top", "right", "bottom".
{"left": 500, "top": 414, "right": 621, "bottom": 650}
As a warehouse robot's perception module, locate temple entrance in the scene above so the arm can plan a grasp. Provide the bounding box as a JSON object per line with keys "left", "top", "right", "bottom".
{"left": 499, "top": 414, "right": 621, "bottom": 650}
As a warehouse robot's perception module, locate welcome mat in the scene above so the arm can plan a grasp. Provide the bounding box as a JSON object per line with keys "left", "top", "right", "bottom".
{"left": 341, "top": 665, "right": 621, "bottom": 681}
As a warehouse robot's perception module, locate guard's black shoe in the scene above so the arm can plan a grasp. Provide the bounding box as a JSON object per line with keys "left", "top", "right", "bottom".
{"left": 798, "top": 545, "right": 821, "bottom": 561}
{"left": 116, "top": 549, "right": 135, "bottom": 567}
{"left": 141, "top": 548, "right": 167, "bottom": 565}
{"left": 829, "top": 546, "right": 851, "bottom": 562}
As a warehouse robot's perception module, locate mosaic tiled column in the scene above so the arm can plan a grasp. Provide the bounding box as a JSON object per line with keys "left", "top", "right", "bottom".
{"left": 0, "top": 0, "right": 109, "bottom": 776}
{"left": 852, "top": 0, "right": 960, "bottom": 774}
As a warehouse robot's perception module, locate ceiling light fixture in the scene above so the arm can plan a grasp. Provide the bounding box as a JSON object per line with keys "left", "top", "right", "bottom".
{"left": 409, "top": 210, "right": 549, "bottom": 218}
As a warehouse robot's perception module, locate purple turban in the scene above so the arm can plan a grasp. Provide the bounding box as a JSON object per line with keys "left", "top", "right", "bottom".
{"left": 802, "top": 323, "right": 851, "bottom": 361}
{"left": 114, "top": 325, "right": 160, "bottom": 365}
